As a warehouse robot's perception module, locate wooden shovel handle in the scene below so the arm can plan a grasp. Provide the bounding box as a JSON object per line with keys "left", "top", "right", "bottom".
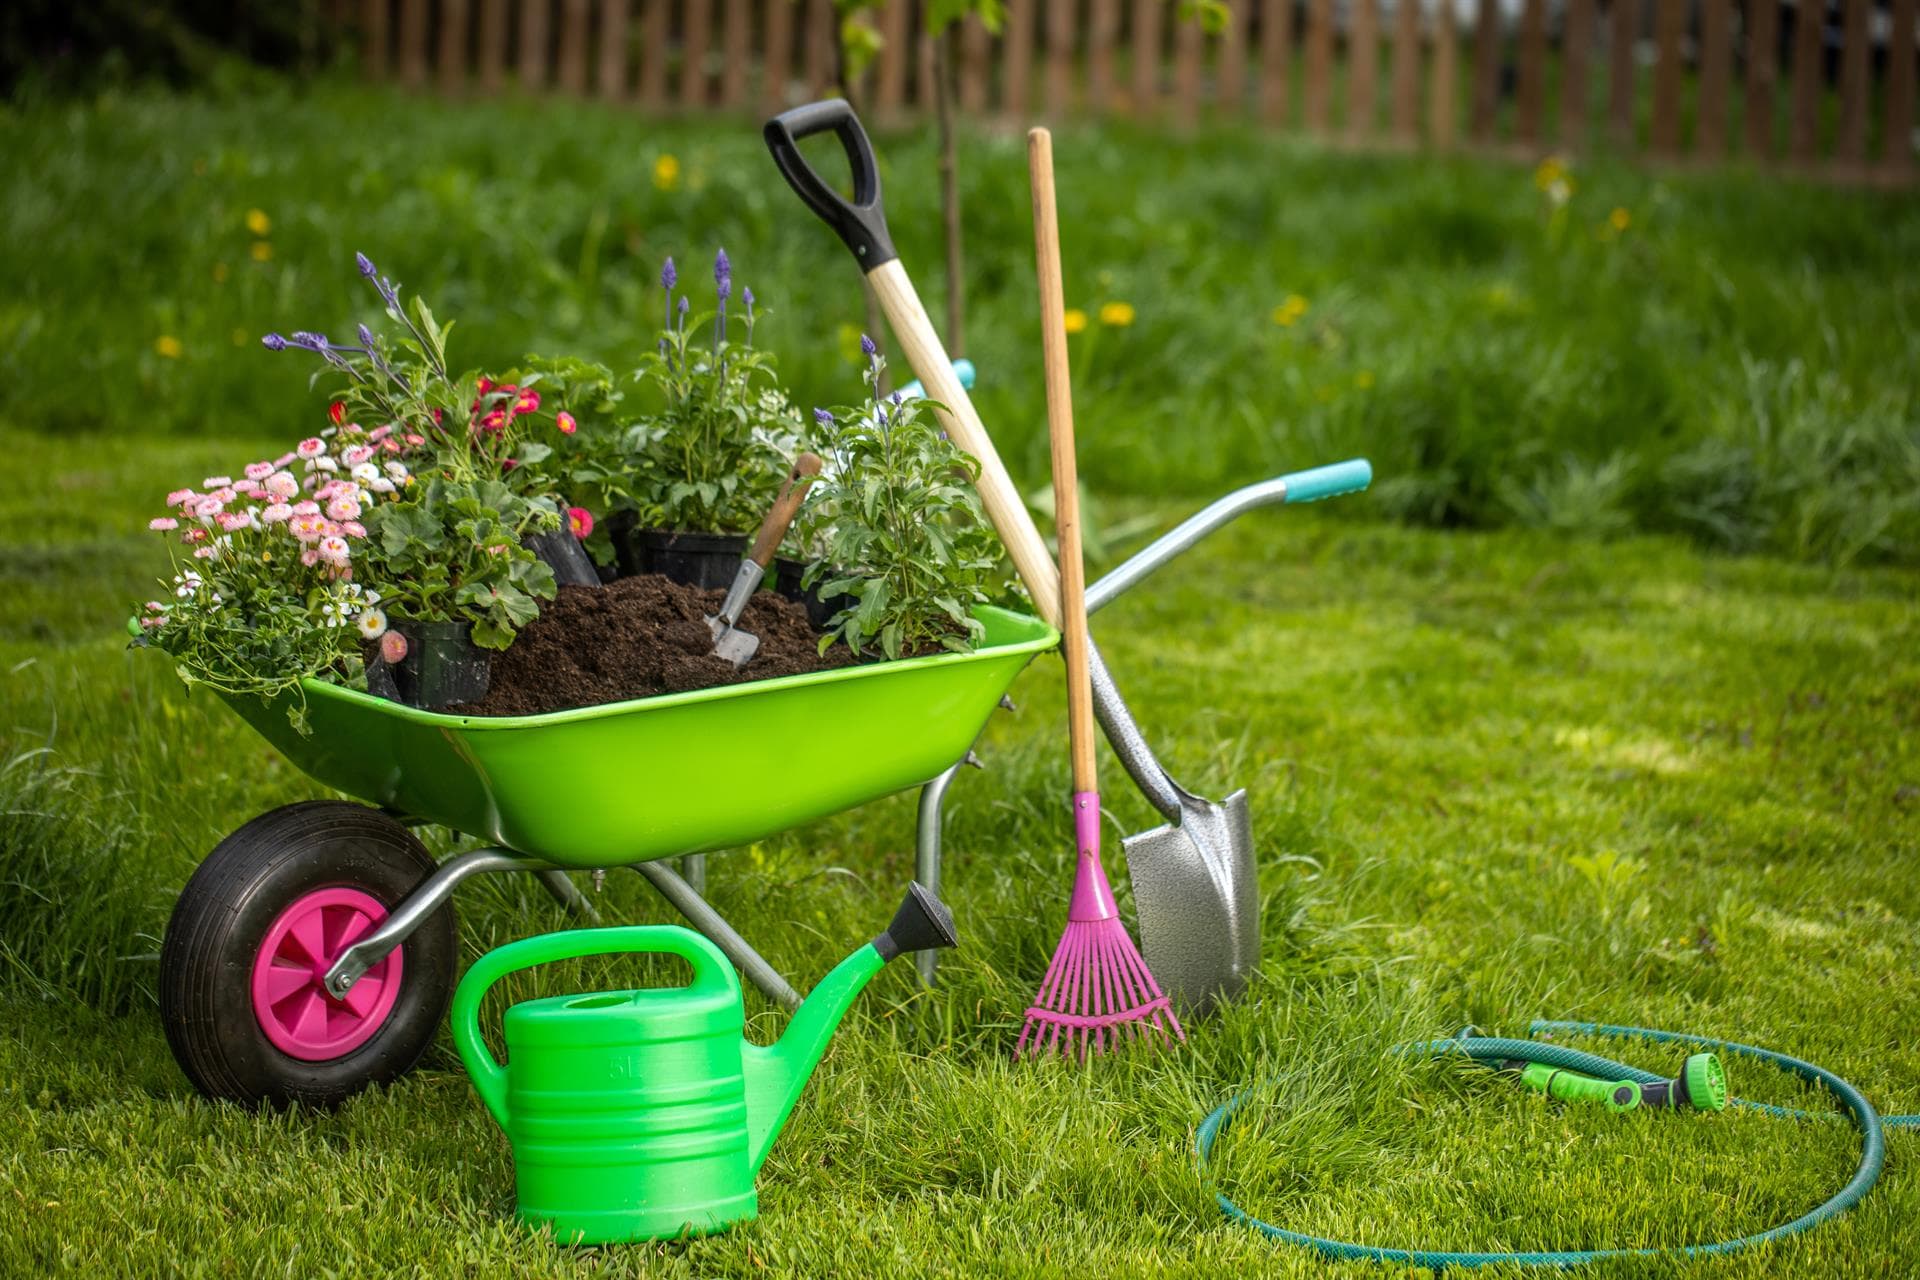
{"left": 1028, "top": 128, "right": 1097, "bottom": 795}
{"left": 747, "top": 452, "right": 823, "bottom": 569}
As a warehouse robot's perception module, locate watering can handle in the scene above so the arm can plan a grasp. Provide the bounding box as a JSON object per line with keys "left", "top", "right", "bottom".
{"left": 448, "top": 925, "right": 738, "bottom": 1131}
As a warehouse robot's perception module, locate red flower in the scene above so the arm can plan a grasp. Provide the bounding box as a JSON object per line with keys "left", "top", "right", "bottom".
{"left": 515, "top": 389, "right": 540, "bottom": 415}
{"left": 329, "top": 401, "right": 346, "bottom": 426}
{"left": 477, "top": 377, "right": 494, "bottom": 394}
{"left": 556, "top": 410, "right": 577, "bottom": 435}
{"left": 568, "top": 506, "right": 594, "bottom": 539}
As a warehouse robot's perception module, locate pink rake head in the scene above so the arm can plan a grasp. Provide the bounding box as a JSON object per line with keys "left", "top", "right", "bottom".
{"left": 1016, "top": 792, "right": 1185, "bottom": 1061}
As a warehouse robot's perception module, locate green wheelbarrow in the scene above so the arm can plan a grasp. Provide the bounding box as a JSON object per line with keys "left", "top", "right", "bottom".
{"left": 155, "top": 605, "right": 1054, "bottom": 1108}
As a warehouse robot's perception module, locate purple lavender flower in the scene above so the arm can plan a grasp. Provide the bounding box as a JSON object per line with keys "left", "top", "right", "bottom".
{"left": 290, "top": 331, "right": 329, "bottom": 351}
{"left": 678, "top": 295, "right": 690, "bottom": 322}
{"left": 813, "top": 408, "right": 834, "bottom": 426}
{"left": 261, "top": 333, "right": 288, "bottom": 351}
{"left": 743, "top": 285, "right": 755, "bottom": 315}
{"left": 355, "top": 252, "right": 377, "bottom": 278}
{"left": 860, "top": 333, "right": 878, "bottom": 358}
{"left": 357, "top": 323, "right": 377, "bottom": 349}
{"left": 714, "top": 248, "right": 731, "bottom": 303}
{"left": 661, "top": 257, "right": 677, "bottom": 291}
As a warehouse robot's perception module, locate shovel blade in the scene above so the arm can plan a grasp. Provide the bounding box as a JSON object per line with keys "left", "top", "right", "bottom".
{"left": 713, "top": 626, "right": 760, "bottom": 668}
{"left": 1121, "top": 788, "right": 1258, "bottom": 1016}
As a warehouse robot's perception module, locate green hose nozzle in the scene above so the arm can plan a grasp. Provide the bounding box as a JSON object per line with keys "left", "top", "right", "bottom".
{"left": 1511, "top": 1052, "right": 1727, "bottom": 1113}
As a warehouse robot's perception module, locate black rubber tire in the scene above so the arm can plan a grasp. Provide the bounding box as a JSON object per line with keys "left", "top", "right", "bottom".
{"left": 159, "top": 801, "right": 457, "bottom": 1108}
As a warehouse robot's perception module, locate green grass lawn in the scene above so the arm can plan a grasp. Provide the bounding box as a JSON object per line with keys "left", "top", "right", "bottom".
{"left": 2, "top": 424, "right": 1917, "bottom": 1275}
{"left": 2, "top": 86, "right": 1917, "bottom": 563}
{"left": 3, "top": 81, "right": 1918, "bottom": 1275}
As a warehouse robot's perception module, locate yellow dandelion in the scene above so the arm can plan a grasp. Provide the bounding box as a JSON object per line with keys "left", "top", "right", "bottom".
{"left": 261, "top": 550, "right": 273, "bottom": 563}
{"left": 1272, "top": 294, "right": 1310, "bottom": 327}
{"left": 1354, "top": 369, "right": 1375, "bottom": 390}
{"left": 154, "top": 335, "right": 183, "bottom": 359}
{"left": 211, "top": 261, "right": 229, "bottom": 283}
{"left": 1532, "top": 155, "right": 1569, "bottom": 191}
{"left": 250, "top": 241, "right": 273, "bottom": 262}
{"left": 1062, "top": 308, "right": 1088, "bottom": 334}
{"left": 653, "top": 153, "right": 681, "bottom": 191}
{"left": 245, "top": 208, "right": 271, "bottom": 236}
{"left": 1609, "top": 206, "right": 1631, "bottom": 232}
{"left": 1098, "top": 301, "right": 1135, "bottom": 328}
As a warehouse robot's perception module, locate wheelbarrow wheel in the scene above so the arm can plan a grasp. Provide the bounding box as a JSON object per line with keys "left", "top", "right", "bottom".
{"left": 159, "top": 801, "right": 456, "bottom": 1108}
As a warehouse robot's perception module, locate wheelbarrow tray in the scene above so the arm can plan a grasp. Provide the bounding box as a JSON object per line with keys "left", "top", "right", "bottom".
{"left": 221, "top": 606, "right": 1056, "bottom": 867}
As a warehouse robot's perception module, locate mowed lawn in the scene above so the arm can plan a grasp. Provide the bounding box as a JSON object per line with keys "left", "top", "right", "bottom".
{"left": 1, "top": 427, "right": 1916, "bottom": 1276}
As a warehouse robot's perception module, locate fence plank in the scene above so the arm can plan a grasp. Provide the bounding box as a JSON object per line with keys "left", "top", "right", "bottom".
{"left": 1650, "top": 0, "right": 1683, "bottom": 153}
{"left": 398, "top": 0, "right": 428, "bottom": 86}
{"left": 557, "top": 0, "right": 590, "bottom": 95}
{"left": 1887, "top": 0, "right": 1917, "bottom": 177}
{"left": 1515, "top": 0, "right": 1545, "bottom": 143}
{"left": 1789, "top": 0, "right": 1823, "bottom": 162}
{"left": 1348, "top": 0, "right": 1379, "bottom": 140}
{"left": 875, "top": 0, "right": 908, "bottom": 113}
{"left": 1217, "top": 0, "right": 1249, "bottom": 116}
{"left": 1390, "top": 0, "right": 1420, "bottom": 141}
{"left": 1561, "top": 0, "right": 1593, "bottom": 146}
{"left": 1173, "top": 4, "right": 1204, "bottom": 127}
{"left": 805, "top": 0, "right": 835, "bottom": 97}
{"left": 1835, "top": 0, "right": 1871, "bottom": 168}
{"left": 437, "top": 0, "right": 470, "bottom": 93}
{"left": 1608, "top": 0, "right": 1635, "bottom": 148}
{"left": 916, "top": 18, "right": 937, "bottom": 112}
{"left": 362, "top": 0, "right": 390, "bottom": 79}
{"left": 1131, "top": 0, "right": 1162, "bottom": 115}
{"left": 682, "top": 0, "right": 713, "bottom": 106}
{"left": 1695, "top": 0, "right": 1730, "bottom": 158}
{"left": 762, "top": 0, "right": 793, "bottom": 113}
{"left": 1304, "top": 0, "right": 1333, "bottom": 132}
{"left": 1090, "top": 0, "right": 1119, "bottom": 111}
{"left": 721, "top": 0, "right": 751, "bottom": 108}
{"left": 476, "top": 0, "right": 508, "bottom": 92}
{"left": 1744, "top": 0, "right": 1778, "bottom": 157}
{"left": 1260, "top": 0, "right": 1291, "bottom": 125}
{"left": 1469, "top": 0, "right": 1499, "bottom": 140}
{"left": 599, "top": 0, "right": 631, "bottom": 100}
{"left": 1045, "top": 0, "right": 1077, "bottom": 116}
{"left": 1430, "top": 2, "right": 1459, "bottom": 148}
{"left": 1004, "top": 0, "right": 1036, "bottom": 117}
{"left": 519, "top": 0, "right": 551, "bottom": 91}
{"left": 960, "top": 12, "right": 989, "bottom": 112}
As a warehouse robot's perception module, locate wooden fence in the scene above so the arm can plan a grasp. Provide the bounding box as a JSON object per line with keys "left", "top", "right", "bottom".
{"left": 352, "top": 0, "right": 1918, "bottom": 185}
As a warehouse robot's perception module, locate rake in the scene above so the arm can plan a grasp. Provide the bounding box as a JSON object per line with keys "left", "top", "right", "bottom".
{"left": 1016, "top": 127, "right": 1183, "bottom": 1062}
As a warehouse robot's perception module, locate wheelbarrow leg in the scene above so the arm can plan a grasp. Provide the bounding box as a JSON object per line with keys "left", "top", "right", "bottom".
{"left": 535, "top": 868, "right": 600, "bottom": 922}
{"left": 913, "top": 759, "right": 967, "bottom": 987}
{"left": 632, "top": 860, "right": 803, "bottom": 1012}
{"left": 680, "top": 854, "right": 706, "bottom": 896}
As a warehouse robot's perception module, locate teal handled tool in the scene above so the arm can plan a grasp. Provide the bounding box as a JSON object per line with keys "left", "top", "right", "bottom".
{"left": 450, "top": 883, "right": 957, "bottom": 1245}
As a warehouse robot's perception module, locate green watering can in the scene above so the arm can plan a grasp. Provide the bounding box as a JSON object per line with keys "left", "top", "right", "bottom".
{"left": 450, "top": 883, "right": 958, "bottom": 1245}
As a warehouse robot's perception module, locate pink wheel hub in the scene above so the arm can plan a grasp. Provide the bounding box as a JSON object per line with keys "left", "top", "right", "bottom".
{"left": 250, "top": 886, "right": 402, "bottom": 1061}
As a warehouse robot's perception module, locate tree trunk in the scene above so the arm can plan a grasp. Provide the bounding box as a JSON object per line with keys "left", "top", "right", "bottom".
{"left": 936, "top": 26, "right": 966, "bottom": 357}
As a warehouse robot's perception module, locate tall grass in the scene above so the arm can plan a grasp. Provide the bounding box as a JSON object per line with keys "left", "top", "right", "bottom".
{"left": 2, "top": 86, "right": 1917, "bottom": 562}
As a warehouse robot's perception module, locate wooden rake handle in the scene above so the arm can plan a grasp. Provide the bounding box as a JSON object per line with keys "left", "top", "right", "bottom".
{"left": 1028, "top": 128, "right": 1097, "bottom": 796}
{"left": 747, "top": 452, "right": 823, "bottom": 569}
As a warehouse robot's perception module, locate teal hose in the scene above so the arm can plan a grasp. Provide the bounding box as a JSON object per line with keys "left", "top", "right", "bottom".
{"left": 1196, "top": 1019, "right": 1919, "bottom": 1268}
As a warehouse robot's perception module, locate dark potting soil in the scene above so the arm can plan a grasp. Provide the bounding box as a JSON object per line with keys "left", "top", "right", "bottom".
{"left": 450, "top": 573, "right": 857, "bottom": 717}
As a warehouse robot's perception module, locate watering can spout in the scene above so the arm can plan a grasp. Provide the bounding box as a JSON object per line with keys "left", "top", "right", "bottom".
{"left": 742, "top": 883, "right": 957, "bottom": 1174}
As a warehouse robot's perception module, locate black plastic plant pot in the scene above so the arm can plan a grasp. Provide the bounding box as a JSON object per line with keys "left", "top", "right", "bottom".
{"left": 523, "top": 528, "right": 602, "bottom": 589}
{"left": 388, "top": 621, "right": 491, "bottom": 710}
{"left": 623, "top": 529, "right": 750, "bottom": 591}
{"left": 773, "top": 558, "right": 838, "bottom": 629}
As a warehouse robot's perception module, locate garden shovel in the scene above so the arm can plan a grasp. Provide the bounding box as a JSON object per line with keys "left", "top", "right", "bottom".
{"left": 708, "top": 453, "right": 822, "bottom": 667}
{"left": 764, "top": 101, "right": 1264, "bottom": 1012}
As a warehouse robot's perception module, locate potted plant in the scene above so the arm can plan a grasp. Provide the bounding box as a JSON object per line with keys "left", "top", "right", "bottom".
{"left": 798, "top": 342, "right": 1001, "bottom": 660}
{"left": 613, "top": 251, "right": 804, "bottom": 588}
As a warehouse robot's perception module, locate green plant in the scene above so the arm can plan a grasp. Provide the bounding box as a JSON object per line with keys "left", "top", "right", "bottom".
{"left": 802, "top": 344, "right": 1001, "bottom": 660}
{"left": 627, "top": 251, "right": 801, "bottom": 534}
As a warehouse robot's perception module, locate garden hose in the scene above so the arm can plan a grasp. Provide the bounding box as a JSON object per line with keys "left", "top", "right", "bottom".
{"left": 1196, "top": 1019, "right": 1920, "bottom": 1268}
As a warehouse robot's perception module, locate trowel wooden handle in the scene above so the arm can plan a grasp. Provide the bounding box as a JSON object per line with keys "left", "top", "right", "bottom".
{"left": 747, "top": 453, "right": 823, "bottom": 569}
{"left": 1028, "top": 128, "right": 1096, "bottom": 794}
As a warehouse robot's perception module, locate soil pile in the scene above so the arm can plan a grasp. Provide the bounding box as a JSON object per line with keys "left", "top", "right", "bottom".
{"left": 454, "top": 574, "right": 855, "bottom": 716}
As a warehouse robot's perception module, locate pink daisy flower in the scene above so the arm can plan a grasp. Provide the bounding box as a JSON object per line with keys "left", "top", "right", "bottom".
{"left": 202, "top": 475, "right": 232, "bottom": 488}
{"left": 192, "top": 496, "right": 225, "bottom": 520}
{"left": 291, "top": 500, "right": 321, "bottom": 517}
{"left": 341, "top": 444, "right": 374, "bottom": 466}
{"left": 244, "top": 461, "right": 275, "bottom": 481}
{"left": 568, "top": 506, "right": 594, "bottom": 538}
{"left": 261, "top": 503, "right": 292, "bottom": 523}
{"left": 295, "top": 437, "right": 325, "bottom": 460}
{"left": 166, "top": 488, "right": 196, "bottom": 507}
{"left": 317, "top": 535, "right": 351, "bottom": 565}
{"left": 556, "top": 410, "right": 577, "bottom": 435}
{"left": 342, "top": 520, "right": 367, "bottom": 538}
{"left": 327, "top": 495, "right": 362, "bottom": 522}
{"left": 379, "top": 630, "right": 409, "bottom": 664}
{"left": 149, "top": 516, "right": 179, "bottom": 531}
{"left": 264, "top": 471, "right": 299, "bottom": 500}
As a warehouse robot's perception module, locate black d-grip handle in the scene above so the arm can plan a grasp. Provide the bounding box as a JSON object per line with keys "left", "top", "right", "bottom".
{"left": 763, "top": 98, "right": 897, "bottom": 270}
